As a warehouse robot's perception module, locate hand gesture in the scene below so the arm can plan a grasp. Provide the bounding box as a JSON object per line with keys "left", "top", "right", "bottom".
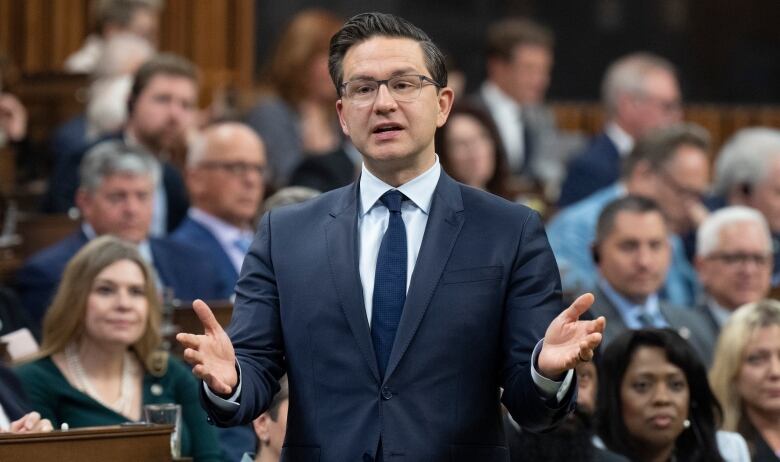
{"left": 537, "top": 293, "right": 605, "bottom": 379}
{"left": 176, "top": 299, "right": 237, "bottom": 395}
{"left": 5, "top": 412, "right": 53, "bottom": 433}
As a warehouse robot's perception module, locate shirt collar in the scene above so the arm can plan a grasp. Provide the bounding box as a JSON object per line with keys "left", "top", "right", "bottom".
{"left": 598, "top": 277, "right": 662, "bottom": 328}
{"left": 189, "top": 207, "right": 253, "bottom": 243}
{"left": 705, "top": 295, "right": 733, "bottom": 327}
{"left": 359, "top": 156, "right": 441, "bottom": 217}
{"left": 605, "top": 121, "right": 635, "bottom": 156}
{"left": 481, "top": 81, "right": 522, "bottom": 115}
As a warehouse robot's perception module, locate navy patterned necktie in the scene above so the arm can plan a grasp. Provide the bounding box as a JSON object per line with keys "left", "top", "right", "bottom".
{"left": 371, "top": 190, "right": 408, "bottom": 379}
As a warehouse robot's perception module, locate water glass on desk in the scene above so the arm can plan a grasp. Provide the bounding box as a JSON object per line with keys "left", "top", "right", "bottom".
{"left": 144, "top": 403, "right": 182, "bottom": 458}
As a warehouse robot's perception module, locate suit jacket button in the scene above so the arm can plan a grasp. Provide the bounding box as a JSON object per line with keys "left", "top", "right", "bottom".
{"left": 381, "top": 387, "right": 393, "bottom": 400}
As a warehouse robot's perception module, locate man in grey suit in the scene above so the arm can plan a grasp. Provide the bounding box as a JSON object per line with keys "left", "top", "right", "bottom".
{"left": 590, "top": 195, "right": 714, "bottom": 364}
{"left": 693, "top": 205, "right": 773, "bottom": 338}
{"left": 472, "top": 18, "right": 582, "bottom": 199}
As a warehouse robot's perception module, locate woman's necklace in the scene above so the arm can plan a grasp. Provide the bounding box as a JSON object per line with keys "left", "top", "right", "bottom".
{"left": 65, "top": 343, "right": 135, "bottom": 418}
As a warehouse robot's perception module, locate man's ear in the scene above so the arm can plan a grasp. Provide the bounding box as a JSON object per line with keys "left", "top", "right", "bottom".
{"left": 252, "top": 414, "right": 269, "bottom": 443}
{"left": 436, "top": 87, "right": 455, "bottom": 128}
{"left": 335, "top": 99, "right": 350, "bottom": 137}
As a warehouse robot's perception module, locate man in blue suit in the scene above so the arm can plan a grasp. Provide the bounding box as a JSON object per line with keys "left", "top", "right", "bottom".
{"left": 171, "top": 122, "right": 267, "bottom": 296}
{"left": 558, "top": 53, "right": 682, "bottom": 207}
{"left": 178, "top": 13, "right": 604, "bottom": 462}
{"left": 15, "top": 140, "right": 229, "bottom": 325}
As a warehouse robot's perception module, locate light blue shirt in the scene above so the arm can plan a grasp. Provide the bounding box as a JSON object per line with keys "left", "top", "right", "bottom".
{"left": 598, "top": 278, "right": 669, "bottom": 329}
{"left": 205, "top": 156, "right": 572, "bottom": 408}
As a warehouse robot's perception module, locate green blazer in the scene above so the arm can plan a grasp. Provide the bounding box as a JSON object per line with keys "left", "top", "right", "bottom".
{"left": 16, "top": 355, "right": 222, "bottom": 461}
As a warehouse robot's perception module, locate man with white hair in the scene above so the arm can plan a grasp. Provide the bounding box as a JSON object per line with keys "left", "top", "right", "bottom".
{"left": 558, "top": 53, "right": 682, "bottom": 206}
{"left": 712, "top": 127, "right": 780, "bottom": 286}
{"left": 17, "top": 140, "right": 228, "bottom": 325}
{"left": 694, "top": 206, "right": 773, "bottom": 338}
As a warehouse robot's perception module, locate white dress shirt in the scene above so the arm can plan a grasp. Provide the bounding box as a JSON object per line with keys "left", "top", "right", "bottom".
{"left": 480, "top": 81, "right": 526, "bottom": 171}
{"left": 188, "top": 208, "right": 254, "bottom": 274}
{"left": 0, "top": 404, "right": 10, "bottom": 431}
{"left": 604, "top": 121, "right": 635, "bottom": 157}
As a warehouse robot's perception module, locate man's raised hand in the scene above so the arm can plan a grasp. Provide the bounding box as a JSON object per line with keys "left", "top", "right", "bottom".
{"left": 537, "top": 293, "right": 605, "bottom": 379}
{"left": 176, "top": 299, "right": 238, "bottom": 395}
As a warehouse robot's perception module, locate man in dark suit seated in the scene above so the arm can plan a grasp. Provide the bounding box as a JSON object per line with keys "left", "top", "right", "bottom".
{"left": 589, "top": 196, "right": 714, "bottom": 364}
{"left": 172, "top": 122, "right": 267, "bottom": 296}
{"left": 693, "top": 206, "right": 773, "bottom": 338}
{"left": 178, "top": 12, "right": 605, "bottom": 462}
{"left": 559, "top": 53, "right": 682, "bottom": 207}
{"left": 0, "top": 365, "right": 52, "bottom": 433}
{"left": 44, "top": 53, "right": 197, "bottom": 236}
{"left": 15, "top": 140, "right": 229, "bottom": 325}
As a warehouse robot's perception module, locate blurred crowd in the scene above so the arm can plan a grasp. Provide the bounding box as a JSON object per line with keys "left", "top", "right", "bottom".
{"left": 1, "top": 1, "right": 780, "bottom": 461}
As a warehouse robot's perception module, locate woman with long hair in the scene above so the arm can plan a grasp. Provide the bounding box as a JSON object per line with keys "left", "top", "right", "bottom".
{"left": 15, "top": 236, "right": 221, "bottom": 461}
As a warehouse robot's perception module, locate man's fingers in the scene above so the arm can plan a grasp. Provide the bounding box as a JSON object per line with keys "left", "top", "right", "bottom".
{"left": 32, "top": 419, "right": 53, "bottom": 433}
{"left": 583, "top": 316, "right": 606, "bottom": 334}
{"left": 182, "top": 347, "right": 205, "bottom": 366}
{"left": 192, "top": 299, "right": 223, "bottom": 334}
{"left": 562, "top": 293, "right": 595, "bottom": 321}
{"left": 176, "top": 332, "right": 202, "bottom": 350}
{"left": 193, "top": 365, "right": 232, "bottom": 395}
{"left": 23, "top": 412, "right": 40, "bottom": 431}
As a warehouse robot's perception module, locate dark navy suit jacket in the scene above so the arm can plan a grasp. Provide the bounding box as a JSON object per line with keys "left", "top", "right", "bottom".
{"left": 204, "top": 172, "right": 575, "bottom": 462}
{"left": 170, "top": 216, "right": 238, "bottom": 296}
{"left": 558, "top": 132, "right": 620, "bottom": 207}
{"left": 14, "top": 230, "right": 230, "bottom": 325}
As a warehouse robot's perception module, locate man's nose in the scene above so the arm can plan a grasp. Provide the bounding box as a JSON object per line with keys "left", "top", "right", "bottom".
{"left": 373, "top": 84, "right": 398, "bottom": 112}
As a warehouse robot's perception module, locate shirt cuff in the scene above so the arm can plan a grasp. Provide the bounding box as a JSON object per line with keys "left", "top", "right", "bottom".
{"left": 530, "top": 339, "right": 574, "bottom": 403}
{"left": 203, "top": 361, "right": 242, "bottom": 412}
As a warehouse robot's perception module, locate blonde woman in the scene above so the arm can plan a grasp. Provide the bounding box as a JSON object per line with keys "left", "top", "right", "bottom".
{"left": 15, "top": 236, "right": 221, "bottom": 461}
{"left": 710, "top": 299, "right": 780, "bottom": 461}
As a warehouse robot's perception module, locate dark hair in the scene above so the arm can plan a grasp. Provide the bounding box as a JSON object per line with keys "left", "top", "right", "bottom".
{"left": 621, "top": 123, "right": 711, "bottom": 180}
{"left": 434, "top": 102, "right": 516, "bottom": 200}
{"left": 596, "top": 329, "right": 724, "bottom": 462}
{"left": 485, "top": 17, "right": 554, "bottom": 61}
{"left": 267, "top": 375, "right": 289, "bottom": 421}
{"left": 594, "top": 195, "right": 666, "bottom": 245}
{"left": 128, "top": 53, "right": 198, "bottom": 115}
{"left": 328, "top": 12, "right": 447, "bottom": 95}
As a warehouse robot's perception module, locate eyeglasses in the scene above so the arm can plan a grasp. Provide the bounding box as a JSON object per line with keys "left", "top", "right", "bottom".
{"left": 708, "top": 252, "right": 772, "bottom": 267}
{"left": 657, "top": 169, "right": 706, "bottom": 202}
{"left": 199, "top": 161, "right": 265, "bottom": 176}
{"left": 340, "top": 74, "right": 441, "bottom": 105}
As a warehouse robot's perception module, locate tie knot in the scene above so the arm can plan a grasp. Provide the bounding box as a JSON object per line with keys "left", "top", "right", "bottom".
{"left": 379, "top": 190, "right": 406, "bottom": 213}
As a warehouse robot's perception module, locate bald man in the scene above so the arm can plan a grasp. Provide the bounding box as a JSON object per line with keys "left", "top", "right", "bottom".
{"left": 171, "top": 122, "right": 267, "bottom": 294}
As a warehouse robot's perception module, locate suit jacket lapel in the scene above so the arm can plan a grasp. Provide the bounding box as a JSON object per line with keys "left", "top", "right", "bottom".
{"left": 384, "top": 172, "right": 464, "bottom": 381}
{"left": 325, "top": 182, "right": 381, "bottom": 383}
{"left": 593, "top": 286, "right": 627, "bottom": 344}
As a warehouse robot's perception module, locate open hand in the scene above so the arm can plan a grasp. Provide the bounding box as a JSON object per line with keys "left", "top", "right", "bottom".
{"left": 537, "top": 293, "right": 605, "bottom": 379}
{"left": 176, "top": 299, "right": 237, "bottom": 395}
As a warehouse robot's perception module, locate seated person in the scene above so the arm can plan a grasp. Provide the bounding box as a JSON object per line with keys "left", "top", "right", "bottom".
{"left": 589, "top": 196, "right": 714, "bottom": 363}
{"left": 694, "top": 206, "right": 773, "bottom": 338}
{"left": 711, "top": 127, "right": 780, "bottom": 287}
{"left": 172, "top": 122, "right": 267, "bottom": 293}
{"left": 710, "top": 299, "right": 780, "bottom": 461}
{"left": 15, "top": 140, "right": 230, "bottom": 324}
{"left": 435, "top": 102, "right": 519, "bottom": 201}
{"left": 0, "top": 364, "right": 53, "bottom": 433}
{"left": 15, "top": 236, "right": 221, "bottom": 460}
{"left": 548, "top": 123, "right": 711, "bottom": 307}
{"left": 243, "top": 376, "right": 289, "bottom": 462}
{"left": 596, "top": 328, "right": 749, "bottom": 462}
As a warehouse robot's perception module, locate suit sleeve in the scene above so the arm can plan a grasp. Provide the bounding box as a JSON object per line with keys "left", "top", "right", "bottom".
{"left": 200, "top": 211, "right": 285, "bottom": 426}
{"left": 500, "top": 210, "right": 576, "bottom": 432}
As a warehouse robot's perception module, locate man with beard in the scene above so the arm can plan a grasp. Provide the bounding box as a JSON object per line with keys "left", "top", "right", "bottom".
{"left": 45, "top": 53, "right": 196, "bottom": 235}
